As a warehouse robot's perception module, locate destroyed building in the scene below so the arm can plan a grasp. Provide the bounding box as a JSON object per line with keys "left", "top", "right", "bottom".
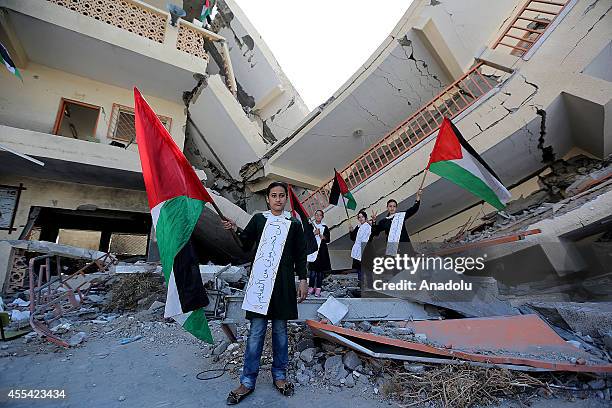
{"left": 0, "top": 0, "right": 611, "bottom": 406}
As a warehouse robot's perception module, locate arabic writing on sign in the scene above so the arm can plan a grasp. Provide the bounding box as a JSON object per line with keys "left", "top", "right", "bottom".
{"left": 242, "top": 217, "right": 291, "bottom": 315}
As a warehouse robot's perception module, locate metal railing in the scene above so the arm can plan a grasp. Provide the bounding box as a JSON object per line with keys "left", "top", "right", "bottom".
{"left": 301, "top": 62, "right": 499, "bottom": 215}
{"left": 493, "top": 0, "right": 570, "bottom": 57}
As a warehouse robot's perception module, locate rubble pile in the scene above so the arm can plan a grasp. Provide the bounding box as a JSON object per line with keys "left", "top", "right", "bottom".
{"left": 105, "top": 273, "right": 165, "bottom": 311}
{"left": 456, "top": 155, "right": 611, "bottom": 243}
{"left": 320, "top": 274, "right": 360, "bottom": 298}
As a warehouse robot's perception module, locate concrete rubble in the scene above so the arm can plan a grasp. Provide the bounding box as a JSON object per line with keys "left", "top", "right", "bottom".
{"left": 1, "top": 155, "right": 611, "bottom": 406}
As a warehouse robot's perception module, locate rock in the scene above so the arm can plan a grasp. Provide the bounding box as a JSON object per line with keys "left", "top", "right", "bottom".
{"left": 147, "top": 301, "right": 165, "bottom": 312}
{"left": 358, "top": 321, "right": 372, "bottom": 332}
{"left": 213, "top": 341, "right": 229, "bottom": 355}
{"left": 329, "top": 368, "right": 348, "bottom": 386}
{"left": 300, "top": 348, "right": 317, "bottom": 363}
{"left": 403, "top": 363, "right": 425, "bottom": 374}
{"left": 343, "top": 322, "right": 356, "bottom": 330}
{"left": 324, "top": 355, "right": 344, "bottom": 375}
{"left": 589, "top": 379, "right": 606, "bottom": 390}
{"left": 343, "top": 351, "right": 362, "bottom": 371}
{"left": 345, "top": 375, "right": 355, "bottom": 388}
{"left": 414, "top": 333, "right": 428, "bottom": 342}
{"left": 391, "top": 327, "right": 415, "bottom": 336}
{"left": 118, "top": 395, "right": 126, "bottom": 402}
{"left": 566, "top": 340, "right": 581, "bottom": 349}
{"left": 370, "top": 326, "right": 385, "bottom": 335}
{"left": 68, "top": 332, "right": 87, "bottom": 347}
{"left": 321, "top": 342, "right": 336, "bottom": 353}
{"left": 602, "top": 331, "right": 612, "bottom": 351}
{"left": 296, "top": 338, "right": 315, "bottom": 352}
{"left": 297, "top": 373, "right": 310, "bottom": 385}
{"left": 226, "top": 343, "right": 239, "bottom": 353}
{"left": 1, "top": 345, "right": 8, "bottom": 350}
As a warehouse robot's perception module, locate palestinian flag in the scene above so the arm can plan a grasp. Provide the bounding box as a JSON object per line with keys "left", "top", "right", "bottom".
{"left": 427, "top": 118, "right": 511, "bottom": 210}
{"left": 329, "top": 169, "right": 357, "bottom": 210}
{"left": 288, "top": 185, "right": 318, "bottom": 256}
{"left": 199, "top": 0, "right": 216, "bottom": 21}
{"left": 134, "top": 88, "right": 213, "bottom": 343}
{"left": 0, "top": 42, "right": 22, "bottom": 81}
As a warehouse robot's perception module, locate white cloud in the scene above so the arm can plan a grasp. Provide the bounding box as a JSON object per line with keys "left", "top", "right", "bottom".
{"left": 233, "top": 0, "right": 412, "bottom": 110}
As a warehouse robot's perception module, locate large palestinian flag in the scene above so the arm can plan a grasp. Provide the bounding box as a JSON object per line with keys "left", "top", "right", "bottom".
{"left": 329, "top": 169, "right": 357, "bottom": 210}
{"left": 428, "top": 118, "right": 511, "bottom": 210}
{"left": 134, "top": 88, "right": 213, "bottom": 343}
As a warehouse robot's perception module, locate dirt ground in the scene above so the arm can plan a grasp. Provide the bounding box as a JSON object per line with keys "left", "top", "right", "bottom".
{"left": 0, "top": 318, "right": 610, "bottom": 408}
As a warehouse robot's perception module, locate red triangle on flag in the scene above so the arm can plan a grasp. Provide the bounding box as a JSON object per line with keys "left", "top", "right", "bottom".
{"left": 427, "top": 117, "right": 463, "bottom": 167}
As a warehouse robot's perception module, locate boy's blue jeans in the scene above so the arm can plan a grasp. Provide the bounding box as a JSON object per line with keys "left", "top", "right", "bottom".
{"left": 239, "top": 318, "right": 288, "bottom": 389}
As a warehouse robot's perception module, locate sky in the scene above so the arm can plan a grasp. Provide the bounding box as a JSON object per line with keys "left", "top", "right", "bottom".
{"left": 233, "top": 0, "right": 412, "bottom": 110}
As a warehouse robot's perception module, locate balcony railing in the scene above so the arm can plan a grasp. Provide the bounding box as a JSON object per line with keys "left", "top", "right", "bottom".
{"left": 47, "top": 0, "right": 211, "bottom": 61}
{"left": 493, "top": 0, "right": 571, "bottom": 57}
{"left": 45, "top": 0, "right": 240, "bottom": 94}
{"left": 301, "top": 62, "right": 499, "bottom": 215}
{"left": 48, "top": 0, "right": 168, "bottom": 43}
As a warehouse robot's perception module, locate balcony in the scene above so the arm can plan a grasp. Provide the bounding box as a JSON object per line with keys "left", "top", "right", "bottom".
{"left": 0, "top": 0, "right": 235, "bottom": 102}
{"left": 0, "top": 124, "right": 144, "bottom": 190}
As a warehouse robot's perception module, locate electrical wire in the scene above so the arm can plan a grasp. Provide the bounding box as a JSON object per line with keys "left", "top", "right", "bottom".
{"left": 196, "top": 359, "right": 232, "bottom": 381}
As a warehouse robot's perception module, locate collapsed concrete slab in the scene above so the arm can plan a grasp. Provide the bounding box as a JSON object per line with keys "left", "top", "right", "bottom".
{"left": 307, "top": 316, "right": 612, "bottom": 373}
{"left": 525, "top": 302, "right": 612, "bottom": 339}
{"left": 223, "top": 295, "right": 439, "bottom": 325}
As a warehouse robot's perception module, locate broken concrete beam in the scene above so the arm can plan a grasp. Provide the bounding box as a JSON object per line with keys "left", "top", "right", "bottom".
{"left": 6, "top": 240, "right": 110, "bottom": 261}
{"left": 112, "top": 262, "right": 162, "bottom": 274}
{"left": 526, "top": 302, "right": 612, "bottom": 338}
{"left": 199, "top": 264, "right": 246, "bottom": 283}
{"left": 223, "top": 296, "right": 439, "bottom": 325}
{"left": 377, "top": 269, "right": 517, "bottom": 318}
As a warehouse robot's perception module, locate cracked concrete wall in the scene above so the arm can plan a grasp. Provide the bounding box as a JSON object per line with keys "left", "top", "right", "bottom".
{"left": 187, "top": 75, "right": 267, "bottom": 180}
{"left": 417, "top": 0, "right": 520, "bottom": 72}
{"left": 267, "top": 13, "right": 453, "bottom": 185}
{"left": 319, "top": 0, "right": 612, "bottom": 245}
{"left": 0, "top": 62, "right": 188, "bottom": 149}
{"left": 210, "top": 0, "right": 310, "bottom": 143}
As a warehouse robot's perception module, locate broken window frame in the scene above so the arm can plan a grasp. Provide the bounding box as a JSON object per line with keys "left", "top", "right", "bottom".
{"left": 52, "top": 98, "right": 102, "bottom": 141}
{"left": 0, "top": 183, "right": 25, "bottom": 233}
{"left": 107, "top": 103, "right": 172, "bottom": 144}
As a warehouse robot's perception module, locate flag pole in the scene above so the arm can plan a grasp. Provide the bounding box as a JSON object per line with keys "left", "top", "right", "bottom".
{"left": 209, "top": 200, "right": 242, "bottom": 247}
{"left": 335, "top": 168, "right": 352, "bottom": 228}
{"left": 418, "top": 167, "right": 429, "bottom": 192}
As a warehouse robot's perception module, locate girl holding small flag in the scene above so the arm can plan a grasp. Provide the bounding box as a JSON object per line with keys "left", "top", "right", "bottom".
{"left": 371, "top": 189, "right": 422, "bottom": 255}
{"left": 307, "top": 210, "right": 331, "bottom": 297}
{"left": 349, "top": 209, "right": 372, "bottom": 284}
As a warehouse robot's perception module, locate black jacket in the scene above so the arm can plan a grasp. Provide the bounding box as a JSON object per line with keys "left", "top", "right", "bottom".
{"left": 238, "top": 213, "right": 307, "bottom": 320}
{"left": 371, "top": 200, "right": 420, "bottom": 243}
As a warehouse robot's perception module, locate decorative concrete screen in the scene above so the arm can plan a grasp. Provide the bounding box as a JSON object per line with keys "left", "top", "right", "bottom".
{"left": 176, "top": 22, "right": 209, "bottom": 60}
{"left": 48, "top": 0, "right": 167, "bottom": 43}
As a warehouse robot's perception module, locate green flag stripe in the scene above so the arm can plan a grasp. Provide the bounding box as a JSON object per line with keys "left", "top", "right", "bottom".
{"left": 183, "top": 309, "right": 213, "bottom": 343}
{"left": 343, "top": 192, "right": 357, "bottom": 210}
{"left": 430, "top": 161, "right": 505, "bottom": 210}
{"left": 155, "top": 196, "right": 204, "bottom": 284}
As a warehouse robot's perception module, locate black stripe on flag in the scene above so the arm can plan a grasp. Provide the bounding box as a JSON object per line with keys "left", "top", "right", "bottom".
{"left": 449, "top": 119, "right": 503, "bottom": 182}
{"left": 173, "top": 239, "right": 209, "bottom": 311}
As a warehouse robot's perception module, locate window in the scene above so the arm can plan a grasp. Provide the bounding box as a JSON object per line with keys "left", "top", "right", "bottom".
{"left": 53, "top": 99, "right": 101, "bottom": 142}
{"left": 107, "top": 104, "right": 172, "bottom": 144}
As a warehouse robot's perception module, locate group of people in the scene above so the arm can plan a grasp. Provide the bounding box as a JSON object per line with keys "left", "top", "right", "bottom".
{"left": 221, "top": 181, "right": 421, "bottom": 405}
